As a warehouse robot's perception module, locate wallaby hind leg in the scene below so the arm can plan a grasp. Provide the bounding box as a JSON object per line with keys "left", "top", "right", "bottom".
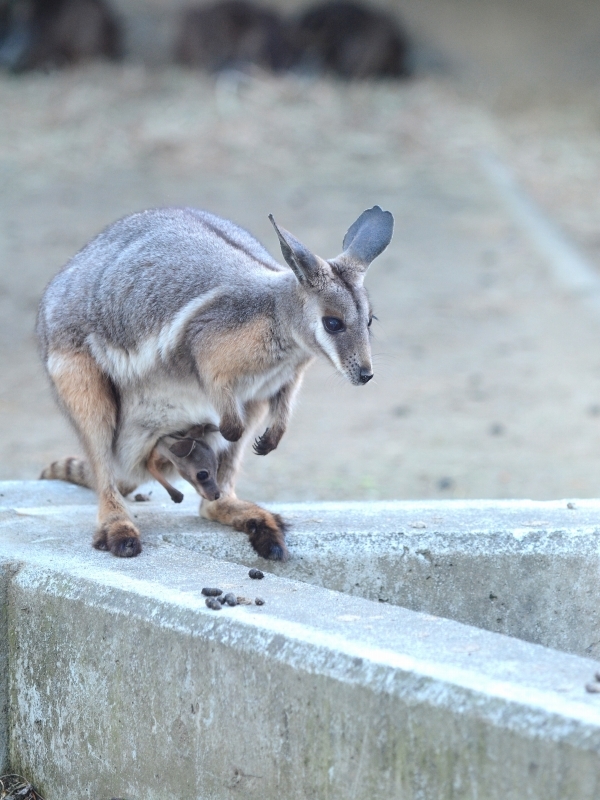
{"left": 146, "top": 448, "right": 184, "bottom": 503}
{"left": 47, "top": 350, "right": 141, "bottom": 557}
{"left": 201, "top": 400, "right": 288, "bottom": 561}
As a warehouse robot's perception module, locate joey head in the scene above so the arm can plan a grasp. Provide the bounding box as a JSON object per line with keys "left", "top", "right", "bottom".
{"left": 147, "top": 424, "right": 221, "bottom": 504}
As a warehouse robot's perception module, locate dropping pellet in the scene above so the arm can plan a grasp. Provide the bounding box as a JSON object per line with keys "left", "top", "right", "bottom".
{"left": 201, "top": 587, "right": 223, "bottom": 597}
{"left": 249, "top": 568, "right": 264, "bottom": 579}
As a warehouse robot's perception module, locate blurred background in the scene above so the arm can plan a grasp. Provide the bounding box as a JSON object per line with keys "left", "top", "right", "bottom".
{"left": 2, "top": 0, "right": 600, "bottom": 501}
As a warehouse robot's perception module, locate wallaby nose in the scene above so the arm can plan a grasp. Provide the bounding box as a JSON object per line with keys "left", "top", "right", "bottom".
{"left": 359, "top": 368, "right": 373, "bottom": 384}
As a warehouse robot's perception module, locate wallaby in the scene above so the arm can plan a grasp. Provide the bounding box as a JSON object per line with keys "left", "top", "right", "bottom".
{"left": 175, "top": 0, "right": 292, "bottom": 73}
{"left": 0, "top": 0, "right": 121, "bottom": 72}
{"left": 37, "top": 205, "right": 393, "bottom": 560}
{"left": 146, "top": 423, "right": 221, "bottom": 504}
{"left": 293, "top": 0, "right": 410, "bottom": 79}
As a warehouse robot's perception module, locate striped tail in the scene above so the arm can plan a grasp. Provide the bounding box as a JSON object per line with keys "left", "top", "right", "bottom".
{"left": 40, "top": 457, "right": 94, "bottom": 489}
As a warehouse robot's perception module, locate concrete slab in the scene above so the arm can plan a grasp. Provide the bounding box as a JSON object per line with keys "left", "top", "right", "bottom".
{"left": 5, "top": 480, "right": 599, "bottom": 658}
{"left": 0, "top": 560, "right": 11, "bottom": 774}
{"left": 157, "top": 495, "right": 600, "bottom": 657}
{"left": 3, "top": 482, "right": 600, "bottom": 797}
{"left": 5, "top": 538, "right": 600, "bottom": 799}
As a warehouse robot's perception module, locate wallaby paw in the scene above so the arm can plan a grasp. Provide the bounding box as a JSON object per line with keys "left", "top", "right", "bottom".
{"left": 252, "top": 428, "right": 279, "bottom": 456}
{"left": 93, "top": 519, "right": 142, "bottom": 558}
{"left": 245, "top": 513, "right": 288, "bottom": 561}
{"left": 219, "top": 419, "right": 245, "bottom": 442}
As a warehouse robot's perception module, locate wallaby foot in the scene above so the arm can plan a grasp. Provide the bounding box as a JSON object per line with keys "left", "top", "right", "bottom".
{"left": 93, "top": 516, "right": 142, "bottom": 557}
{"left": 201, "top": 496, "right": 288, "bottom": 561}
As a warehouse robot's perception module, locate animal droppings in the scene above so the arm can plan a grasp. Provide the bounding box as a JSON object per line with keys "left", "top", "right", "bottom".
{"left": 201, "top": 587, "right": 223, "bottom": 596}
{"left": 249, "top": 568, "right": 264, "bottom": 579}
{"left": 585, "top": 680, "right": 600, "bottom": 693}
{"left": 205, "top": 597, "right": 222, "bottom": 610}
{"left": 134, "top": 493, "right": 151, "bottom": 502}
{"left": 255, "top": 597, "right": 265, "bottom": 605}
{"left": 236, "top": 596, "right": 253, "bottom": 605}
{"left": 222, "top": 592, "right": 237, "bottom": 606}
{"left": 567, "top": 502, "right": 576, "bottom": 509}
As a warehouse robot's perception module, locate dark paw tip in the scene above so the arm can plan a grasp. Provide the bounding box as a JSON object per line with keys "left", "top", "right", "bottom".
{"left": 220, "top": 423, "right": 243, "bottom": 442}
{"left": 268, "top": 544, "right": 288, "bottom": 561}
{"left": 252, "top": 437, "right": 268, "bottom": 456}
{"left": 245, "top": 519, "right": 259, "bottom": 534}
{"left": 111, "top": 536, "right": 142, "bottom": 558}
{"left": 92, "top": 538, "right": 109, "bottom": 551}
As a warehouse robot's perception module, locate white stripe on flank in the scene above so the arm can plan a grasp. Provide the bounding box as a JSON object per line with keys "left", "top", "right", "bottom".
{"left": 81, "top": 289, "right": 225, "bottom": 382}
{"left": 46, "top": 351, "right": 73, "bottom": 377}
{"left": 157, "top": 288, "right": 224, "bottom": 358}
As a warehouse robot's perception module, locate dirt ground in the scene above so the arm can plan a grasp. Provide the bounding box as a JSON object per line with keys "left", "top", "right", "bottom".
{"left": 3, "top": 0, "right": 600, "bottom": 502}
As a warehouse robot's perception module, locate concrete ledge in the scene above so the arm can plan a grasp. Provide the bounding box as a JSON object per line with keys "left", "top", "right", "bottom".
{"left": 159, "top": 497, "right": 600, "bottom": 658}
{"left": 3, "top": 482, "right": 600, "bottom": 798}
{"left": 4, "top": 481, "right": 599, "bottom": 656}
{"left": 0, "top": 560, "right": 11, "bottom": 774}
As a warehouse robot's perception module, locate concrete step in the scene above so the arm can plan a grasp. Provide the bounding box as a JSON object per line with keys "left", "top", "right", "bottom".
{"left": 2, "top": 481, "right": 600, "bottom": 798}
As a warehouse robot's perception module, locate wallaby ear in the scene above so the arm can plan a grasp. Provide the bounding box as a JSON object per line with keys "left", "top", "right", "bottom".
{"left": 169, "top": 439, "right": 195, "bottom": 458}
{"left": 334, "top": 206, "right": 394, "bottom": 278}
{"left": 268, "top": 214, "right": 327, "bottom": 287}
{"left": 186, "top": 423, "right": 219, "bottom": 440}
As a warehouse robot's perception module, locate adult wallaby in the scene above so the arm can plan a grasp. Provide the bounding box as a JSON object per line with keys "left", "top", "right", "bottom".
{"left": 175, "top": 0, "right": 293, "bottom": 73}
{"left": 146, "top": 423, "right": 221, "bottom": 504}
{"left": 293, "top": 0, "right": 411, "bottom": 79}
{"left": 37, "top": 205, "right": 393, "bottom": 560}
{"left": 0, "top": 0, "right": 121, "bottom": 72}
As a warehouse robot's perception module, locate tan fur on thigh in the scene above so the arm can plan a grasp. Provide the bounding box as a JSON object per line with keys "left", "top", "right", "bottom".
{"left": 48, "top": 349, "right": 141, "bottom": 557}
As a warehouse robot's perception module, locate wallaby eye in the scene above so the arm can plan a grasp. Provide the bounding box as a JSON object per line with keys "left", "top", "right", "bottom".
{"left": 196, "top": 470, "right": 209, "bottom": 482}
{"left": 322, "top": 317, "right": 346, "bottom": 334}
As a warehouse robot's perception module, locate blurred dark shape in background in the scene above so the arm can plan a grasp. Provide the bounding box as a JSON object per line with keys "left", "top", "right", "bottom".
{"left": 0, "top": 0, "right": 412, "bottom": 79}
{"left": 0, "top": 0, "right": 121, "bottom": 72}
{"left": 175, "top": 0, "right": 294, "bottom": 73}
{"left": 176, "top": 0, "right": 411, "bottom": 78}
{"left": 293, "top": 0, "right": 410, "bottom": 79}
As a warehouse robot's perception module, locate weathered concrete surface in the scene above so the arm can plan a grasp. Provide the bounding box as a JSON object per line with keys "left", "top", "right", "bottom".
{"left": 3, "top": 524, "right": 600, "bottom": 797}
{"left": 162, "top": 496, "right": 600, "bottom": 659}
{"left": 3, "top": 482, "right": 600, "bottom": 797}
{"left": 0, "top": 560, "right": 11, "bottom": 773}
{"left": 4, "top": 481, "right": 599, "bottom": 658}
